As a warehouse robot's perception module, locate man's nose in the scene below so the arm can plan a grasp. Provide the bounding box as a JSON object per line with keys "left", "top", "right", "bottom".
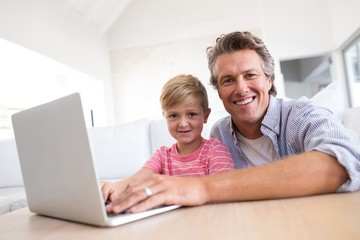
{"left": 235, "top": 78, "right": 249, "bottom": 95}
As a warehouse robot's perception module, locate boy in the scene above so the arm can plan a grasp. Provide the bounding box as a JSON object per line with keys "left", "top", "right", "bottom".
{"left": 102, "top": 74, "right": 234, "bottom": 205}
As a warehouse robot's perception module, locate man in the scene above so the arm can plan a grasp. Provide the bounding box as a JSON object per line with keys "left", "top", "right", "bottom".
{"left": 104, "top": 31, "right": 360, "bottom": 214}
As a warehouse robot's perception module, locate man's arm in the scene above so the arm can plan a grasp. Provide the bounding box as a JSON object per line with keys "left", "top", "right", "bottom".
{"left": 106, "top": 151, "right": 348, "bottom": 214}
{"left": 203, "top": 151, "right": 349, "bottom": 202}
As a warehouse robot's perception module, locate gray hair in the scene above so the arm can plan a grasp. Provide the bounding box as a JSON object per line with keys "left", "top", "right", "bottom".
{"left": 206, "top": 31, "right": 277, "bottom": 96}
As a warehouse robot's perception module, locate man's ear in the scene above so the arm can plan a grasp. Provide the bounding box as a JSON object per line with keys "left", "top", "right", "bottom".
{"left": 266, "top": 76, "right": 272, "bottom": 92}
{"left": 204, "top": 108, "right": 211, "bottom": 123}
{"left": 218, "top": 90, "right": 222, "bottom": 100}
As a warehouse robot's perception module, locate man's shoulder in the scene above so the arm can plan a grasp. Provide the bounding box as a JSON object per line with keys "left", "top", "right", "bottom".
{"left": 282, "top": 96, "right": 333, "bottom": 115}
{"left": 275, "top": 96, "right": 312, "bottom": 108}
{"left": 209, "top": 115, "right": 234, "bottom": 140}
{"left": 212, "top": 115, "right": 231, "bottom": 129}
{"left": 274, "top": 96, "right": 338, "bottom": 128}
{"left": 274, "top": 96, "right": 323, "bottom": 115}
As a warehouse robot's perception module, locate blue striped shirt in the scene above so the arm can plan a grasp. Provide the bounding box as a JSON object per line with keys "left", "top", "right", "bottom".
{"left": 210, "top": 95, "right": 360, "bottom": 192}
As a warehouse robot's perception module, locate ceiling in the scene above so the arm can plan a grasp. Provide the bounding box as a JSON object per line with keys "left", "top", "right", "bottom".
{"left": 63, "top": 0, "right": 132, "bottom": 35}
{"left": 61, "top": 0, "right": 334, "bottom": 86}
{"left": 61, "top": 0, "right": 359, "bottom": 61}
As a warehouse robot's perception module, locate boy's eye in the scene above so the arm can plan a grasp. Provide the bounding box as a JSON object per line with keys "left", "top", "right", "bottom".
{"left": 188, "top": 112, "right": 197, "bottom": 117}
{"left": 168, "top": 114, "right": 177, "bottom": 119}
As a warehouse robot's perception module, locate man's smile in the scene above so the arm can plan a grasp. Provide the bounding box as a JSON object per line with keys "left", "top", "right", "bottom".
{"left": 234, "top": 96, "right": 255, "bottom": 106}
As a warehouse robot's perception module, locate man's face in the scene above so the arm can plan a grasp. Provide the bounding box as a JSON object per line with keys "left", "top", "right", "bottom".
{"left": 214, "top": 49, "right": 272, "bottom": 138}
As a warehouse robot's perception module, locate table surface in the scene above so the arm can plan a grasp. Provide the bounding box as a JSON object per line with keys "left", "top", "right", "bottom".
{"left": 1, "top": 191, "right": 360, "bottom": 240}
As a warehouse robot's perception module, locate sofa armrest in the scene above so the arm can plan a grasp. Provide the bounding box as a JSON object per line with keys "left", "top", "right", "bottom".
{"left": 0, "top": 139, "right": 24, "bottom": 187}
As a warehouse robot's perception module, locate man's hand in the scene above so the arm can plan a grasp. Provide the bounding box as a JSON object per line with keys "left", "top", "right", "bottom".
{"left": 105, "top": 174, "right": 208, "bottom": 214}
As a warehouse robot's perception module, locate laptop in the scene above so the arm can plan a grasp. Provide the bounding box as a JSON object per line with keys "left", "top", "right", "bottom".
{"left": 11, "top": 93, "right": 180, "bottom": 227}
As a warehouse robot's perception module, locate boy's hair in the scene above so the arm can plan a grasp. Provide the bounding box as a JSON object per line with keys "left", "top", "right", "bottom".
{"left": 160, "top": 74, "right": 209, "bottom": 112}
{"left": 206, "top": 31, "right": 277, "bottom": 96}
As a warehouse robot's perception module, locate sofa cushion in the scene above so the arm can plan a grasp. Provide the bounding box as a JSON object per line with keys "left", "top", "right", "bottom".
{"left": 88, "top": 119, "right": 152, "bottom": 179}
{"left": 149, "top": 119, "right": 174, "bottom": 154}
{"left": 311, "top": 81, "right": 346, "bottom": 118}
{"left": 342, "top": 106, "right": 360, "bottom": 137}
{"left": 0, "top": 187, "right": 27, "bottom": 215}
{"left": 0, "top": 139, "right": 24, "bottom": 187}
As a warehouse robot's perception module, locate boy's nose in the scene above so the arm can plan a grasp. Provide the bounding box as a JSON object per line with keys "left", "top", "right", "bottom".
{"left": 178, "top": 117, "right": 189, "bottom": 127}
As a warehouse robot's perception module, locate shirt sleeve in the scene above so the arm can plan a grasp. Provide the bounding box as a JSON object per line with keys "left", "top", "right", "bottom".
{"left": 289, "top": 101, "right": 360, "bottom": 192}
{"left": 143, "top": 148, "right": 163, "bottom": 174}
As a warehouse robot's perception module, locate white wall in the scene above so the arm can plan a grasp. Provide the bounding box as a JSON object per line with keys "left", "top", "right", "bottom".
{"left": 262, "top": 0, "right": 335, "bottom": 60}
{"left": 109, "top": 0, "right": 360, "bottom": 123}
{"left": 0, "top": 0, "right": 114, "bottom": 125}
{"left": 110, "top": 34, "right": 223, "bottom": 123}
{"left": 1, "top": 0, "right": 360, "bottom": 125}
{"left": 109, "top": 0, "right": 358, "bottom": 58}
{"left": 108, "top": 0, "right": 262, "bottom": 50}
{"left": 329, "top": 0, "right": 360, "bottom": 47}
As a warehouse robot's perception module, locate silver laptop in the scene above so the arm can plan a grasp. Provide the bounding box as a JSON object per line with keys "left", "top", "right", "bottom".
{"left": 11, "top": 93, "right": 180, "bottom": 227}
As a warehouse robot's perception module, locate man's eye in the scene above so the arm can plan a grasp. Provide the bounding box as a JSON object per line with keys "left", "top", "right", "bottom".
{"left": 220, "top": 78, "right": 234, "bottom": 86}
{"left": 168, "top": 114, "right": 177, "bottom": 119}
{"left": 245, "top": 73, "right": 257, "bottom": 79}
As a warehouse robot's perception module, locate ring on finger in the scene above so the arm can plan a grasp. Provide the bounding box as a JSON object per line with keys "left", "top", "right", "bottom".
{"left": 144, "top": 186, "right": 153, "bottom": 198}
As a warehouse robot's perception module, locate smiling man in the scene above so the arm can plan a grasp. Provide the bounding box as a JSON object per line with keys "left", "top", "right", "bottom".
{"left": 207, "top": 31, "right": 358, "bottom": 193}
{"left": 214, "top": 49, "right": 272, "bottom": 139}
{"left": 104, "top": 31, "right": 360, "bottom": 214}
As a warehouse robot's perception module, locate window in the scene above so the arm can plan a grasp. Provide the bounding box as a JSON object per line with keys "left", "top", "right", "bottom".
{"left": 343, "top": 31, "right": 360, "bottom": 107}
{"left": 0, "top": 38, "right": 106, "bottom": 140}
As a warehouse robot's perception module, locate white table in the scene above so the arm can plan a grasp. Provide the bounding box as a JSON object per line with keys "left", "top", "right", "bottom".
{"left": 1, "top": 191, "right": 360, "bottom": 240}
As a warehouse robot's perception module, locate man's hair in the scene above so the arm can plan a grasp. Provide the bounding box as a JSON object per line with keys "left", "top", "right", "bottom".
{"left": 160, "top": 74, "right": 209, "bottom": 112}
{"left": 206, "top": 31, "right": 277, "bottom": 96}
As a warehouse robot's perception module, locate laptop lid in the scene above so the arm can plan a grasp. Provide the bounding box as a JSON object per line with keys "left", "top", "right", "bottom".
{"left": 12, "top": 93, "right": 179, "bottom": 227}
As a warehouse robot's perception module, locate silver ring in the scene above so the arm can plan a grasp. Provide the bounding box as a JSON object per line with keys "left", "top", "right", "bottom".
{"left": 144, "top": 186, "right": 153, "bottom": 198}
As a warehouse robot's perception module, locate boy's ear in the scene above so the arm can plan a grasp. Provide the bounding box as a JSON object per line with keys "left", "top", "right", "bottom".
{"left": 204, "top": 108, "right": 211, "bottom": 123}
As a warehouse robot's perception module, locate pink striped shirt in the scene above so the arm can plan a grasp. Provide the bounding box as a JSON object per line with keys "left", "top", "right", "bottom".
{"left": 144, "top": 138, "right": 234, "bottom": 176}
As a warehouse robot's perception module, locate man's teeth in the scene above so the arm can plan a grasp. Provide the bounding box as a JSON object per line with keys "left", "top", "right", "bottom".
{"left": 235, "top": 98, "right": 253, "bottom": 106}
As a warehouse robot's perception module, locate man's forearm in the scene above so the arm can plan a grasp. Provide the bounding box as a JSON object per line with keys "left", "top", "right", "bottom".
{"left": 203, "top": 151, "right": 349, "bottom": 203}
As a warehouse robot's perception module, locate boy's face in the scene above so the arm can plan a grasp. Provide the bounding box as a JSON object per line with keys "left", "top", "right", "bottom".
{"left": 163, "top": 99, "right": 211, "bottom": 155}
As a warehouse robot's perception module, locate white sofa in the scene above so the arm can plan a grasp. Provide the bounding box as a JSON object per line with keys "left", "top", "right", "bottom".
{"left": 1, "top": 87, "right": 359, "bottom": 215}
{"left": 0, "top": 109, "right": 227, "bottom": 215}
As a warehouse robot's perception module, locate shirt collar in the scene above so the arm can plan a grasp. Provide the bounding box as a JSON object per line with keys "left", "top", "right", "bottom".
{"left": 229, "top": 118, "right": 238, "bottom": 142}
{"left": 261, "top": 95, "right": 281, "bottom": 135}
